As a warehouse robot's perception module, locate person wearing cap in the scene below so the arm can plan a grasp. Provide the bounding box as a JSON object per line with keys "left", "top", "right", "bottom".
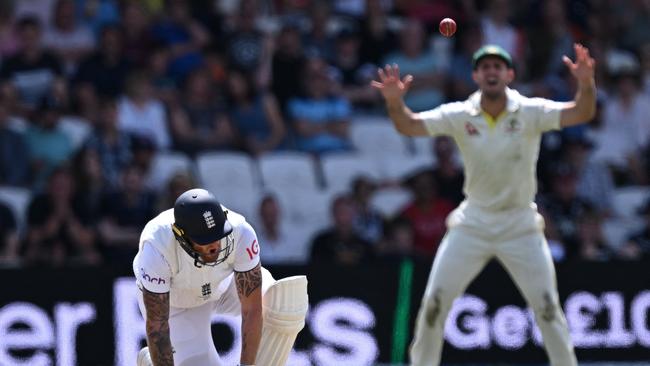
{"left": 132, "top": 188, "right": 308, "bottom": 366}
{"left": 372, "top": 43, "right": 596, "bottom": 366}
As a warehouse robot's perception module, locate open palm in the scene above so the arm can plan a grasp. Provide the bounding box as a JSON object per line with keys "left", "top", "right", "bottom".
{"left": 562, "top": 43, "right": 596, "bottom": 83}
{"left": 371, "top": 64, "right": 413, "bottom": 102}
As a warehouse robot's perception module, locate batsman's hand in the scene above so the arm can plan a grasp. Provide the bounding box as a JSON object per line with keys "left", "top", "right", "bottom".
{"left": 371, "top": 64, "right": 413, "bottom": 103}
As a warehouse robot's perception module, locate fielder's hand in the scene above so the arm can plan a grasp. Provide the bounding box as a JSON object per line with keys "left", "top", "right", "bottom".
{"left": 562, "top": 43, "right": 595, "bottom": 84}
{"left": 371, "top": 64, "right": 413, "bottom": 102}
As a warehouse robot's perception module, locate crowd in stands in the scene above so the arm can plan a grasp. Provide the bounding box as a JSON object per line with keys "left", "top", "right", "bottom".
{"left": 0, "top": 0, "right": 649, "bottom": 268}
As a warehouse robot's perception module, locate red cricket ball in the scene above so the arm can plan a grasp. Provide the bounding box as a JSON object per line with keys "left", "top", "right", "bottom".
{"left": 439, "top": 18, "right": 457, "bottom": 37}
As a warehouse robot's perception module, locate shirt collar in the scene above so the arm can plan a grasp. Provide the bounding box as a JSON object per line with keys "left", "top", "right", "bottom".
{"left": 467, "top": 87, "right": 521, "bottom": 116}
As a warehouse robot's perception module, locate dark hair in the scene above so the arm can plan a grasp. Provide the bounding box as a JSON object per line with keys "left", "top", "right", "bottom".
{"left": 16, "top": 16, "right": 41, "bottom": 30}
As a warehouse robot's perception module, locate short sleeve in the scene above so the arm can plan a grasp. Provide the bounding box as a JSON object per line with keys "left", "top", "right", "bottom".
{"left": 233, "top": 221, "right": 261, "bottom": 272}
{"left": 133, "top": 243, "right": 172, "bottom": 293}
{"left": 529, "top": 98, "right": 564, "bottom": 133}
{"left": 417, "top": 105, "right": 454, "bottom": 136}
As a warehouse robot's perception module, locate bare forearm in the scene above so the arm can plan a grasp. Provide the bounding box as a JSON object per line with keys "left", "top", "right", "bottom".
{"left": 235, "top": 263, "right": 263, "bottom": 364}
{"left": 146, "top": 321, "right": 174, "bottom": 366}
{"left": 386, "top": 98, "right": 419, "bottom": 135}
{"left": 574, "top": 78, "right": 597, "bottom": 121}
{"left": 240, "top": 308, "right": 262, "bottom": 364}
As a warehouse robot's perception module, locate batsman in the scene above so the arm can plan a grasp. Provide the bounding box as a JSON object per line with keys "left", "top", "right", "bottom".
{"left": 373, "top": 43, "right": 596, "bottom": 366}
{"left": 133, "top": 188, "right": 308, "bottom": 366}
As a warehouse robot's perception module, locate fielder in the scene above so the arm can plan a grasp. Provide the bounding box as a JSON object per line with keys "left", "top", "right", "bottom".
{"left": 372, "top": 43, "right": 596, "bottom": 366}
{"left": 133, "top": 188, "right": 308, "bottom": 366}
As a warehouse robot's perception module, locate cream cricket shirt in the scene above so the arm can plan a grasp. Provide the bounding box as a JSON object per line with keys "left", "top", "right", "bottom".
{"left": 418, "top": 88, "right": 566, "bottom": 240}
{"left": 133, "top": 207, "right": 261, "bottom": 308}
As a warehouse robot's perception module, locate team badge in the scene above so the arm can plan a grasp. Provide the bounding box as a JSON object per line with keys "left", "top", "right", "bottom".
{"left": 203, "top": 211, "right": 215, "bottom": 228}
{"left": 465, "top": 122, "right": 480, "bottom": 136}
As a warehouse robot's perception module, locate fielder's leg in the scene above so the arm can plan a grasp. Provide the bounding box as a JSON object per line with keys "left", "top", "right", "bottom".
{"left": 409, "top": 228, "right": 492, "bottom": 366}
{"left": 496, "top": 232, "right": 577, "bottom": 366}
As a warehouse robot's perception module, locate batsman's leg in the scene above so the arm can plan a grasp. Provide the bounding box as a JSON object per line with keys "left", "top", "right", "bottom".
{"left": 496, "top": 232, "right": 577, "bottom": 366}
{"left": 410, "top": 228, "right": 492, "bottom": 366}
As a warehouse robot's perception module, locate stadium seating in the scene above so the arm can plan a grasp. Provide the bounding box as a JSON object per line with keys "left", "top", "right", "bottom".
{"left": 0, "top": 186, "right": 32, "bottom": 233}
{"left": 258, "top": 151, "right": 320, "bottom": 192}
{"left": 145, "top": 151, "right": 194, "bottom": 192}
{"left": 371, "top": 187, "right": 412, "bottom": 219}
{"left": 320, "top": 153, "right": 382, "bottom": 194}
{"left": 349, "top": 117, "right": 410, "bottom": 158}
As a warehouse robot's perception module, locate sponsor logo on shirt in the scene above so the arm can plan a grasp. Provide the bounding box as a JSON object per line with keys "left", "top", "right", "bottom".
{"left": 246, "top": 239, "right": 259, "bottom": 260}
{"left": 465, "top": 122, "right": 480, "bottom": 136}
{"left": 139, "top": 268, "right": 166, "bottom": 285}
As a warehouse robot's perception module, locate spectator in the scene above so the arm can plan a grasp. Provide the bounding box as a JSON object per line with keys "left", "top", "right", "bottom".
{"left": 302, "top": 1, "right": 336, "bottom": 61}
{"left": 118, "top": 71, "right": 171, "bottom": 150}
{"left": 43, "top": 0, "right": 96, "bottom": 75}
{"left": 120, "top": 1, "right": 154, "bottom": 67}
{"left": 0, "top": 201, "right": 20, "bottom": 267}
{"left": 155, "top": 171, "right": 195, "bottom": 212}
{"left": 0, "top": 16, "right": 66, "bottom": 112}
{"left": 350, "top": 176, "right": 384, "bottom": 245}
{"left": 0, "top": 1, "right": 19, "bottom": 58}
{"left": 71, "top": 146, "right": 107, "bottom": 225}
{"left": 24, "top": 166, "right": 100, "bottom": 267}
{"left": 430, "top": 136, "right": 464, "bottom": 205}
{"left": 225, "top": 0, "right": 264, "bottom": 73}
{"left": 358, "top": 0, "right": 397, "bottom": 65}
{"left": 74, "top": 24, "right": 131, "bottom": 99}
{"left": 377, "top": 216, "right": 414, "bottom": 258}
{"left": 25, "top": 96, "right": 74, "bottom": 190}
{"left": 288, "top": 58, "right": 353, "bottom": 155}
{"left": 382, "top": 20, "right": 445, "bottom": 111}
{"left": 257, "top": 193, "right": 308, "bottom": 265}
{"left": 85, "top": 97, "right": 132, "bottom": 187}
{"left": 480, "top": 0, "right": 524, "bottom": 68}
{"left": 618, "top": 199, "right": 650, "bottom": 260}
{"left": 168, "top": 67, "right": 236, "bottom": 156}
{"left": 151, "top": 0, "right": 210, "bottom": 81}
{"left": 575, "top": 207, "right": 613, "bottom": 261}
{"left": 0, "top": 97, "right": 29, "bottom": 186}
{"left": 271, "top": 23, "right": 305, "bottom": 114}
{"left": 310, "top": 194, "right": 374, "bottom": 266}
{"left": 448, "top": 23, "right": 483, "bottom": 100}
{"left": 227, "top": 69, "right": 286, "bottom": 156}
{"left": 399, "top": 169, "right": 455, "bottom": 258}
{"left": 98, "top": 164, "right": 156, "bottom": 263}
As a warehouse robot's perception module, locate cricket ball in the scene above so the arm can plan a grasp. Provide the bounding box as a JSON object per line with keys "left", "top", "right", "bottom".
{"left": 439, "top": 18, "right": 457, "bottom": 37}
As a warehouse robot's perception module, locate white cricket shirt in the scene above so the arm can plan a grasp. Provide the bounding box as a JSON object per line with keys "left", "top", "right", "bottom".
{"left": 418, "top": 88, "right": 564, "bottom": 211}
{"left": 132, "top": 207, "right": 261, "bottom": 308}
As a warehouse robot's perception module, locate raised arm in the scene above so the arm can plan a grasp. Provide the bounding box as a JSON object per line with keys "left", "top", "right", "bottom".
{"left": 559, "top": 43, "right": 597, "bottom": 128}
{"left": 235, "top": 262, "right": 263, "bottom": 365}
{"left": 371, "top": 64, "right": 430, "bottom": 136}
{"left": 143, "top": 289, "right": 174, "bottom": 366}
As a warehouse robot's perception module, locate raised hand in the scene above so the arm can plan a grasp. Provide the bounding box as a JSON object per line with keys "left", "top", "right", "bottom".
{"left": 370, "top": 64, "right": 413, "bottom": 102}
{"left": 562, "top": 43, "right": 596, "bottom": 84}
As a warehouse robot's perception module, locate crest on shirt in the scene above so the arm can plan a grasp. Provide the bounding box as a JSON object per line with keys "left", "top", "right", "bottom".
{"left": 506, "top": 119, "right": 520, "bottom": 133}
{"left": 203, "top": 211, "right": 216, "bottom": 228}
{"left": 201, "top": 283, "right": 212, "bottom": 299}
{"left": 464, "top": 121, "right": 480, "bottom": 136}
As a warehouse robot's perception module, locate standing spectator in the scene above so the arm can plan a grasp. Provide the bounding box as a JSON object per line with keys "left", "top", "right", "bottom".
{"left": 0, "top": 97, "right": 29, "bottom": 186}
{"left": 151, "top": 0, "right": 210, "bottom": 81}
{"left": 43, "top": 0, "right": 96, "bottom": 75}
{"left": 288, "top": 58, "right": 352, "bottom": 155}
{"left": 0, "top": 16, "right": 66, "bottom": 112}
{"left": 24, "top": 166, "right": 100, "bottom": 267}
{"left": 98, "top": 164, "right": 156, "bottom": 263}
{"left": 383, "top": 20, "right": 445, "bottom": 111}
{"left": 399, "top": 169, "right": 455, "bottom": 258}
{"left": 25, "top": 96, "right": 74, "bottom": 189}
{"left": 257, "top": 193, "right": 308, "bottom": 265}
{"left": 310, "top": 195, "right": 374, "bottom": 266}
{"left": 118, "top": 71, "right": 170, "bottom": 150}
{"left": 227, "top": 69, "right": 286, "bottom": 156}
{"left": 430, "top": 136, "right": 464, "bottom": 205}
{"left": 0, "top": 201, "right": 20, "bottom": 267}
{"left": 168, "top": 67, "right": 236, "bottom": 156}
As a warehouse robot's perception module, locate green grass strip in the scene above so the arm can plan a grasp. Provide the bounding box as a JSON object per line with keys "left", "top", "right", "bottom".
{"left": 391, "top": 258, "right": 414, "bottom": 363}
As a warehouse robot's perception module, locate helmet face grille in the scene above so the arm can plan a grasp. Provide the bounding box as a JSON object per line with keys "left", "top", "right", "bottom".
{"left": 172, "top": 224, "right": 235, "bottom": 267}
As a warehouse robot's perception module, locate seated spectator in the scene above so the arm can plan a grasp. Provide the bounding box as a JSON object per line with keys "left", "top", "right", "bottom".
{"left": 431, "top": 136, "right": 464, "bottom": 205}
{"left": 43, "top": 0, "right": 96, "bottom": 75}
{"left": 310, "top": 194, "right": 374, "bottom": 266}
{"left": 98, "top": 164, "right": 156, "bottom": 263}
{"left": 168, "top": 67, "right": 236, "bottom": 156}
{"left": 0, "top": 97, "right": 29, "bottom": 186}
{"left": 71, "top": 146, "right": 107, "bottom": 224}
{"left": 288, "top": 58, "right": 352, "bottom": 155}
{"left": 156, "top": 171, "right": 195, "bottom": 212}
{"left": 118, "top": 71, "right": 170, "bottom": 150}
{"left": 24, "top": 166, "right": 100, "bottom": 267}
{"left": 618, "top": 199, "right": 650, "bottom": 260}
{"left": 85, "top": 97, "right": 132, "bottom": 187}
{"left": 271, "top": 23, "right": 305, "bottom": 115}
{"left": 0, "top": 16, "right": 66, "bottom": 113}
{"left": 399, "top": 169, "right": 455, "bottom": 258}
{"left": 257, "top": 193, "right": 308, "bottom": 265}
{"left": 74, "top": 24, "right": 132, "bottom": 99}
{"left": 224, "top": 0, "right": 264, "bottom": 73}
{"left": 0, "top": 201, "right": 20, "bottom": 267}
{"left": 350, "top": 176, "right": 384, "bottom": 245}
{"left": 377, "top": 216, "right": 414, "bottom": 258}
{"left": 25, "top": 96, "right": 74, "bottom": 190}
{"left": 575, "top": 207, "right": 613, "bottom": 261}
{"left": 227, "top": 70, "right": 286, "bottom": 156}
{"left": 120, "top": 1, "right": 155, "bottom": 67}
{"left": 358, "top": 0, "right": 398, "bottom": 65}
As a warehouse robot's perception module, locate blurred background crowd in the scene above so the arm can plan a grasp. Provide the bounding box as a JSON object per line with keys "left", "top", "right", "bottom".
{"left": 0, "top": 0, "right": 648, "bottom": 269}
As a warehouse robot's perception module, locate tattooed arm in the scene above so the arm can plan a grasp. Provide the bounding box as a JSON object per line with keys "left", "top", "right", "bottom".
{"left": 235, "top": 262, "right": 263, "bottom": 365}
{"left": 143, "top": 289, "right": 174, "bottom": 366}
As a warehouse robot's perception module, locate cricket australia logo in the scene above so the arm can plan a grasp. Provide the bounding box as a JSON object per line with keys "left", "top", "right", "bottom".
{"left": 201, "top": 283, "right": 212, "bottom": 299}
{"left": 203, "top": 211, "right": 216, "bottom": 228}
{"left": 506, "top": 118, "right": 520, "bottom": 133}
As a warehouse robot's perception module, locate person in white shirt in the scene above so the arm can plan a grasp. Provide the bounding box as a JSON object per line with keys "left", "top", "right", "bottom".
{"left": 133, "top": 188, "right": 308, "bottom": 366}
{"left": 372, "top": 43, "right": 596, "bottom": 366}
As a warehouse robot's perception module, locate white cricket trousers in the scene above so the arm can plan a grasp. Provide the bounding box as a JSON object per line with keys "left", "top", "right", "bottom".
{"left": 137, "top": 268, "right": 275, "bottom": 366}
{"left": 409, "top": 202, "right": 577, "bottom": 366}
